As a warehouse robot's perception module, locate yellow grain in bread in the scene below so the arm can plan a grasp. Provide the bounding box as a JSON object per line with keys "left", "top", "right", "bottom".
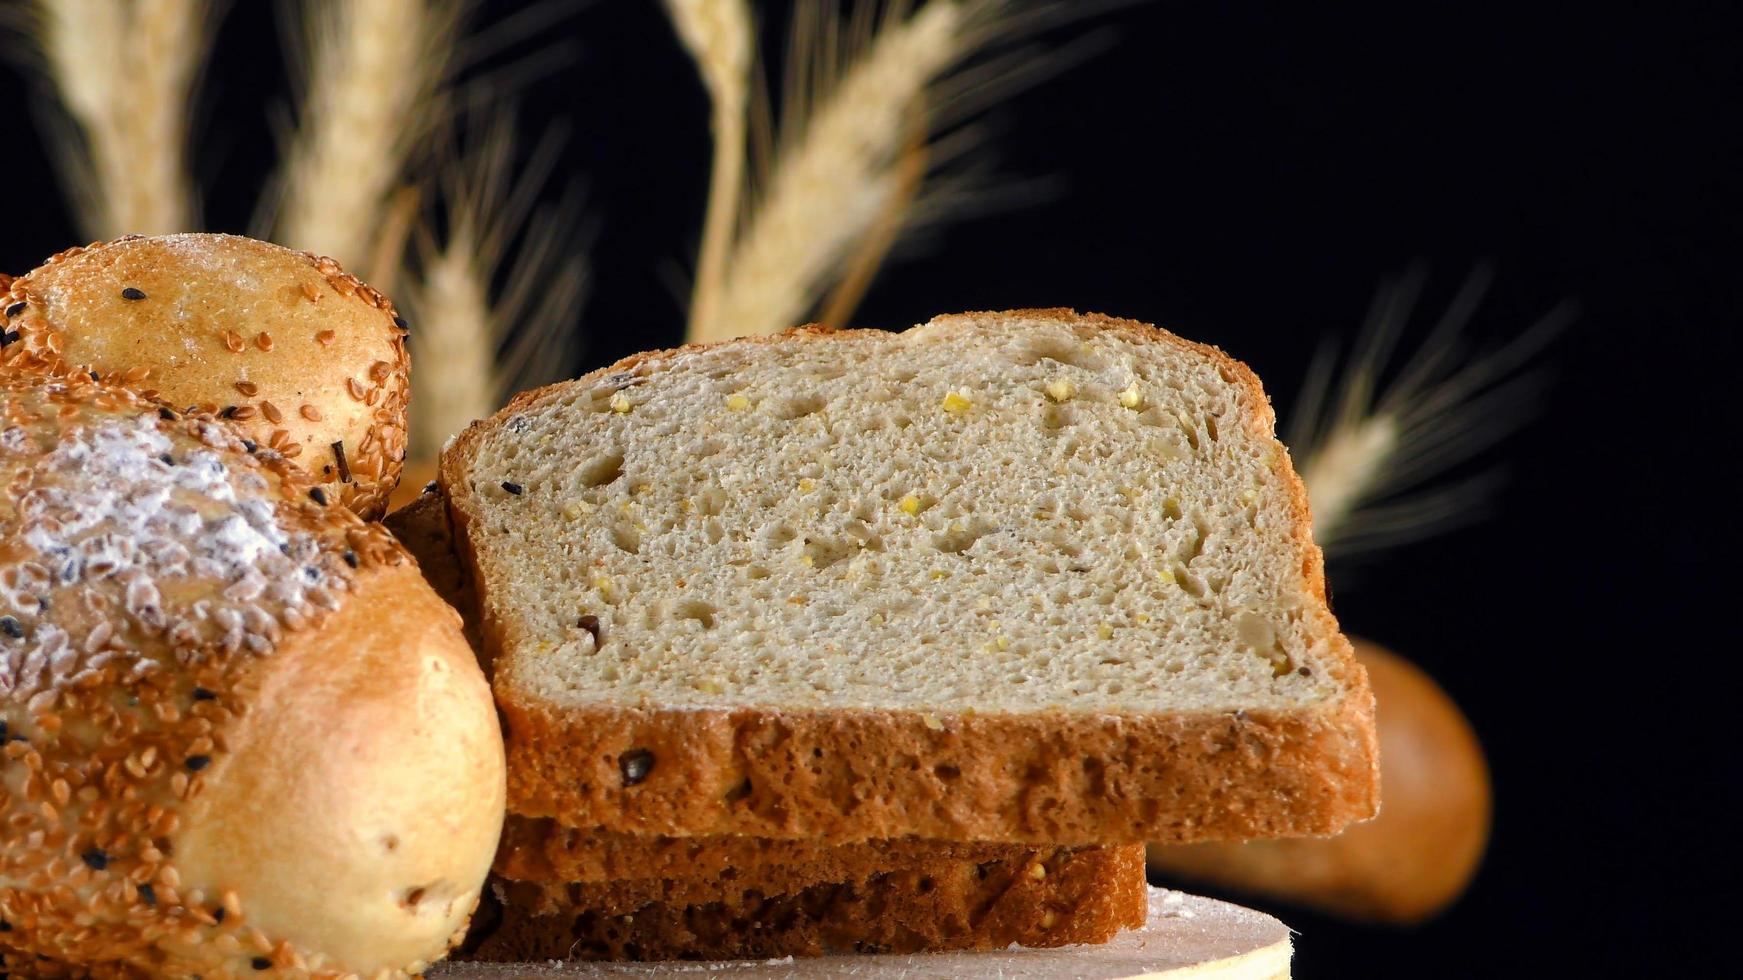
{"left": 0, "top": 233, "right": 411, "bottom": 519}
{"left": 0, "top": 372, "right": 501, "bottom": 977}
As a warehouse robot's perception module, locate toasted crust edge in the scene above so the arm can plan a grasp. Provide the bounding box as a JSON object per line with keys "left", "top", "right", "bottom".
{"left": 440, "top": 309, "right": 1379, "bottom": 845}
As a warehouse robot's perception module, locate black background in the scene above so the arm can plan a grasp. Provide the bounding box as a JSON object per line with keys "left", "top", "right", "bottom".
{"left": 2, "top": 2, "right": 1735, "bottom": 976}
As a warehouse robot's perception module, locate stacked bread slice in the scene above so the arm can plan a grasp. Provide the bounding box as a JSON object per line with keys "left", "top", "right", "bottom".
{"left": 392, "top": 309, "right": 1379, "bottom": 960}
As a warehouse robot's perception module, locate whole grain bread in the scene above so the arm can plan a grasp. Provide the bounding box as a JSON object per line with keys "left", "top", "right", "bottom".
{"left": 439, "top": 310, "right": 1378, "bottom": 844}
{"left": 466, "top": 843, "right": 1146, "bottom": 961}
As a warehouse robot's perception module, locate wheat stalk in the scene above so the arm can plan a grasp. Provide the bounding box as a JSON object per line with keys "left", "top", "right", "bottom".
{"left": 271, "top": 0, "right": 462, "bottom": 276}
{"left": 26, "top": 0, "right": 210, "bottom": 238}
{"left": 688, "top": 0, "right": 1033, "bottom": 343}
{"left": 403, "top": 115, "right": 588, "bottom": 458}
{"left": 1292, "top": 268, "right": 1570, "bottom": 556}
{"left": 663, "top": 0, "right": 754, "bottom": 339}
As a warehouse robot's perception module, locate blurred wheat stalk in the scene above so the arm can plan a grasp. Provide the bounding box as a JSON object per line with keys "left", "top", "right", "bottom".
{"left": 7, "top": 0, "right": 1555, "bottom": 550}
{"left": 25, "top": 0, "right": 214, "bottom": 238}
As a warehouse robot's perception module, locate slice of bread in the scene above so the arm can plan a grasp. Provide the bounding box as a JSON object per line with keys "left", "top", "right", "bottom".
{"left": 440, "top": 309, "right": 1378, "bottom": 844}
{"left": 465, "top": 843, "right": 1147, "bottom": 961}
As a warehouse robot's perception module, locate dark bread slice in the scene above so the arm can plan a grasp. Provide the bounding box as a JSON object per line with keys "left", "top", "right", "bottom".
{"left": 465, "top": 843, "right": 1147, "bottom": 961}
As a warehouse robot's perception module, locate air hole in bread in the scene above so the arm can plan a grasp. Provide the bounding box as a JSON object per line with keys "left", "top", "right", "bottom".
{"left": 610, "top": 525, "right": 640, "bottom": 555}
{"left": 769, "top": 392, "right": 826, "bottom": 421}
{"left": 674, "top": 600, "right": 717, "bottom": 630}
{"left": 577, "top": 452, "right": 624, "bottom": 488}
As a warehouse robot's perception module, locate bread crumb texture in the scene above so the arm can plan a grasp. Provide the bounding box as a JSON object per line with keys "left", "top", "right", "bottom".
{"left": 0, "top": 373, "right": 421, "bottom": 977}
{"left": 444, "top": 309, "right": 1378, "bottom": 844}
{"left": 1, "top": 233, "right": 411, "bottom": 520}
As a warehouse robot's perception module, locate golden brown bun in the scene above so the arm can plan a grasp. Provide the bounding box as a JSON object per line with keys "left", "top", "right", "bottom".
{"left": 1147, "top": 638, "right": 1490, "bottom": 923}
{"left": 0, "top": 373, "right": 503, "bottom": 977}
{"left": 1, "top": 234, "right": 411, "bottom": 519}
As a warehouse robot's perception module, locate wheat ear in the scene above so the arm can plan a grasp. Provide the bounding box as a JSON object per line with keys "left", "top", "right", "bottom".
{"left": 27, "top": 0, "right": 210, "bottom": 238}
{"left": 272, "top": 0, "right": 461, "bottom": 275}
{"left": 689, "top": 0, "right": 1032, "bottom": 343}
{"left": 663, "top": 0, "right": 754, "bottom": 340}
{"left": 404, "top": 116, "right": 588, "bottom": 458}
{"left": 1292, "top": 268, "right": 1571, "bottom": 556}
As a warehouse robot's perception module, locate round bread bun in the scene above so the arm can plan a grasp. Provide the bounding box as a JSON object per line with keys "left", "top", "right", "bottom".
{"left": 0, "top": 373, "right": 503, "bottom": 977}
{"left": 1, "top": 233, "right": 411, "bottom": 519}
{"left": 1146, "top": 637, "right": 1491, "bottom": 923}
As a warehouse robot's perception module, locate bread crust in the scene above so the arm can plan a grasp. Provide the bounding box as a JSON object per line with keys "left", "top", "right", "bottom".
{"left": 467, "top": 843, "right": 1146, "bottom": 961}
{"left": 1, "top": 233, "right": 411, "bottom": 519}
{"left": 0, "top": 372, "right": 499, "bottom": 978}
{"left": 441, "top": 310, "right": 1378, "bottom": 845}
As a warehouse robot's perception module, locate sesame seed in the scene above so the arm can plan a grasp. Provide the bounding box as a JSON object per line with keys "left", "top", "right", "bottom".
{"left": 214, "top": 906, "right": 227, "bottom": 922}
{"left": 316, "top": 329, "right": 336, "bottom": 346}
{"left": 252, "top": 957, "right": 271, "bottom": 970}
{"left": 158, "top": 407, "right": 176, "bottom": 420}
{"left": 423, "top": 481, "right": 438, "bottom": 494}
{"left": 235, "top": 380, "right": 259, "bottom": 397}
{"left": 331, "top": 441, "right": 351, "bottom": 483}
{"left": 81, "top": 848, "right": 109, "bottom": 870}
{"left": 343, "top": 551, "right": 358, "bottom": 568}
{"left": 256, "top": 332, "right": 274, "bottom": 352}
{"left": 241, "top": 439, "right": 257, "bottom": 453}
{"left": 222, "top": 329, "right": 245, "bottom": 353}
{"left": 5, "top": 301, "right": 24, "bottom": 317}
{"left": 193, "top": 687, "right": 217, "bottom": 701}
{"left": 219, "top": 405, "right": 239, "bottom": 419}
{"left": 121, "top": 287, "right": 147, "bottom": 301}
{"left": 185, "top": 755, "right": 211, "bottom": 771}
{"left": 501, "top": 481, "right": 523, "bottom": 495}
{"left": 393, "top": 315, "right": 409, "bottom": 330}
{"left": 299, "top": 403, "right": 322, "bottom": 421}
{"left": 260, "top": 401, "right": 283, "bottom": 424}
{"left": 0, "top": 616, "right": 21, "bottom": 638}
{"left": 159, "top": 454, "right": 175, "bottom": 466}
{"left": 308, "top": 487, "right": 328, "bottom": 506}
{"left": 1, "top": 330, "right": 18, "bottom": 346}
{"left": 139, "top": 882, "right": 157, "bottom": 905}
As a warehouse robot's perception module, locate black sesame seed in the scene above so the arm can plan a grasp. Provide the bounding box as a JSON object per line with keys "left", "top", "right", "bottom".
{"left": 121, "top": 287, "right": 147, "bottom": 301}
{"left": 393, "top": 314, "right": 409, "bottom": 330}
{"left": 1, "top": 330, "right": 18, "bottom": 346}
{"left": 192, "top": 687, "right": 217, "bottom": 701}
{"left": 1297, "top": 666, "right": 1312, "bottom": 677}
{"left": 619, "top": 748, "right": 655, "bottom": 786}
{"left": 423, "top": 481, "right": 438, "bottom": 494}
{"left": 252, "top": 957, "right": 271, "bottom": 970}
{"left": 81, "top": 848, "right": 108, "bottom": 871}
{"left": 185, "top": 755, "right": 211, "bottom": 771}
{"left": 219, "top": 405, "right": 239, "bottom": 419}
{"left": 343, "top": 550, "right": 359, "bottom": 568}
{"left": 90, "top": 370, "right": 100, "bottom": 381}
{"left": 213, "top": 907, "right": 227, "bottom": 923}
{"left": 331, "top": 441, "right": 351, "bottom": 483}
{"left": 242, "top": 439, "right": 258, "bottom": 453}
{"left": 8, "top": 734, "right": 26, "bottom": 743}
{"left": 279, "top": 542, "right": 292, "bottom": 555}
{"left": 138, "top": 883, "right": 157, "bottom": 906}
{"left": 308, "top": 487, "right": 328, "bottom": 506}
{"left": 5, "top": 301, "right": 24, "bottom": 317}
{"left": 578, "top": 615, "right": 601, "bottom": 645}
{"left": 501, "top": 481, "right": 523, "bottom": 495}
{"left": 159, "top": 454, "right": 174, "bottom": 466}
{"left": 158, "top": 407, "right": 176, "bottom": 421}
{"left": 0, "top": 917, "right": 10, "bottom": 930}
{"left": 0, "top": 617, "right": 20, "bottom": 639}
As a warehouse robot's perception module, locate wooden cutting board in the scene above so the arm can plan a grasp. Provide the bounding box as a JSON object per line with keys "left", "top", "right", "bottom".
{"left": 432, "top": 887, "right": 1291, "bottom": 979}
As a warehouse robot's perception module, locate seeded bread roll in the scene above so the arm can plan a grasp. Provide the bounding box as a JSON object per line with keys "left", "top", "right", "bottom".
{"left": 0, "top": 374, "right": 503, "bottom": 977}
{"left": 1, "top": 233, "right": 411, "bottom": 519}
{"left": 468, "top": 844, "right": 1147, "bottom": 961}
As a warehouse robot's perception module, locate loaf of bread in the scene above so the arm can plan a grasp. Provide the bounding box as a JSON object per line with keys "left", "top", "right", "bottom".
{"left": 469, "top": 843, "right": 1146, "bottom": 961}
{"left": 443, "top": 888, "right": 1289, "bottom": 979}
{"left": 1, "top": 234, "right": 411, "bottom": 519}
{"left": 437, "top": 309, "right": 1378, "bottom": 845}
{"left": 0, "top": 372, "right": 503, "bottom": 977}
